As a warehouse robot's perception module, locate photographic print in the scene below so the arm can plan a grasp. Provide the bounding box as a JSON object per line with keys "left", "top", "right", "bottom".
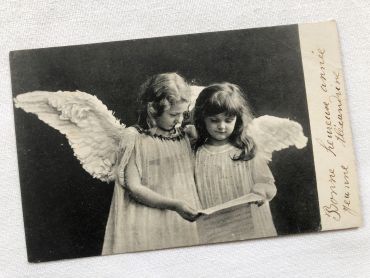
{"left": 10, "top": 20, "right": 361, "bottom": 262}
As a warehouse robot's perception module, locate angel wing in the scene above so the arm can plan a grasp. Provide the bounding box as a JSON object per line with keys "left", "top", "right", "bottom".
{"left": 189, "top": 85, "right": 205, "bottom": 111}
{"left": 245, "top": 115, "right": 308, "bottom": 161}
{"left": 14, "top": 90, "right": 128, "bottom": 183}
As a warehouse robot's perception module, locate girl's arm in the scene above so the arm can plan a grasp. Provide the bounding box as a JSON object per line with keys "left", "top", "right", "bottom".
{"left": 124, "top": 150, "right": 200, "bottom": 221}
{"left": 251, "top": 156, "right": 277, "bottom": 201}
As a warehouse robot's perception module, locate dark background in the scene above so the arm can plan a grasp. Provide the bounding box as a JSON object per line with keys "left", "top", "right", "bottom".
{"left": 10, "top": 24, "right": 320, "bottom": 262}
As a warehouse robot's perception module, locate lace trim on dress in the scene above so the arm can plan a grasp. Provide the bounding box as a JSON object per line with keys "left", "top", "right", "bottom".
{"left": 201, "top": 143, "right": 239, "bottom": 155}
{"left": 133, "top": 125, "right": 185, "bottom": 141}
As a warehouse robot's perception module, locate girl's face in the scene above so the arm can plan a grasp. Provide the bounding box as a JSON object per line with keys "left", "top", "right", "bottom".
{"left": 155, "top": 101, "right": 189, "bottom": 131}
{"left": 204, "top": 112, "right": 237, "bottom": 144}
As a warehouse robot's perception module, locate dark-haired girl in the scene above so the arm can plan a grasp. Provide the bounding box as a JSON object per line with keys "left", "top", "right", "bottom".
{"left": 193, "top": 83, "right": 277, "bottom": 240}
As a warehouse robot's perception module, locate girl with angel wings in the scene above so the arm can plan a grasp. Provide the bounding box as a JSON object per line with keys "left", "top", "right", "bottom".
{"left": 190, "top": 83, "right": 308, "bottom": 240}
{"left": 15, "top": 73, "right": 202, "bottom": 254}
{"left": 14, "top": 73, "right": 308, "bottom": 254}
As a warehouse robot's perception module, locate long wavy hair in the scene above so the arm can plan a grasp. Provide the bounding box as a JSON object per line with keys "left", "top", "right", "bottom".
{"left": 193, "top": 82, "right": 256, "bottom": 161}
{"left": 137, "top": 72, "right": 191, "bottom": 129}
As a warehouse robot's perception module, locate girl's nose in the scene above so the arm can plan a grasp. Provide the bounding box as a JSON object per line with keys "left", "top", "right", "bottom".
{"left": 218, "top": 121, "right": 226, "bottom": 130}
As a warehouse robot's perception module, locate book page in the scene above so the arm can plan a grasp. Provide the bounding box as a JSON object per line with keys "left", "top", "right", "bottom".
{"left": 199, "top": 193, "right": 264, "bottom": 215}
{"left": 197, "top": 193, "right": 264, "bottom": 244}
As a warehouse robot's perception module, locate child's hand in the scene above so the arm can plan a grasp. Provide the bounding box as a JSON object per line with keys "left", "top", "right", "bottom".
{"left": 183, "top": 125, "right": 198, "bottom": 141}
{"left": 175, "top": 201, "right": 201, "bottom": 222}
{"left": 252, "top": 183, "right": 277, "bottom": 201}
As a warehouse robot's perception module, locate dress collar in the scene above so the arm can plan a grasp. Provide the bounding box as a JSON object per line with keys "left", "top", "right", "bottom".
{"left": 202, "top": 143, "right": 238, "bottom": 154}
{"left": 133, "top": 125, "right": 185, "bottom": 141}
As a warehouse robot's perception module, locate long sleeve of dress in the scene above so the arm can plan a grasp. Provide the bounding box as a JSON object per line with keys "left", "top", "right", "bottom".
{"left": 250, "top": 155, "right": 277, "bottom": 237}
{"left": 102, "top": 127, "right": 138, "bottom": 255}
{"left": 251, "top": 155, "right": 275, "bottom": 185}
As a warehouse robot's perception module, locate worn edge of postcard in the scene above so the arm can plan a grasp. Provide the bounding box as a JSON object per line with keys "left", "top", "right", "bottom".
{"left": 299, "top": 20, "right": 362, "bottom": 230}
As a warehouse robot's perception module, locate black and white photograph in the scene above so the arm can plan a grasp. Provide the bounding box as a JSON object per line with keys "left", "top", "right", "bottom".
{"left": 2, "top": 1, "right": 370, "bottom": 277}
{"left": 10, "top": 21, "right": 360, "bottom": 263}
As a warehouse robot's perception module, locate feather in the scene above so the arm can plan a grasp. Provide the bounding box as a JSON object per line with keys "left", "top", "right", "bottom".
{"left": 246, "top": 115, "right": 308, "bottom": 161}
{"left": 189, "top": 85, "right": 205, "bottom": 111}
{"left": 14, "top": 90, "right": 127, "bottom": 183}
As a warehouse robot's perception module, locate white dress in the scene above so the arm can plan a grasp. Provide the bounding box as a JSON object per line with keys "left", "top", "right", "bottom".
{"left": 195, "top": 143, "right": 277, "bottom": 239}
{"left": 102, "top": 127, "right": 201, "bottom": 254}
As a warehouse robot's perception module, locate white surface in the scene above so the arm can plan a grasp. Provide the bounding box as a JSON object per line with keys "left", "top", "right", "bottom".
{"left": 1, "top": 0, "right": 369, "bottom": 277}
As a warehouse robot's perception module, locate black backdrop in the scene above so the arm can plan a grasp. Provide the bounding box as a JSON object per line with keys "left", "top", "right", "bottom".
{"left": 10, "top": 24, "right": 320, "bottom": 262}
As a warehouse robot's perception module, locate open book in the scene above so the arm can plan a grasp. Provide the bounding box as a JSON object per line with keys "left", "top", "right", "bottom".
{"left": 197, "top": 193, "right": 264, "bottom": 244}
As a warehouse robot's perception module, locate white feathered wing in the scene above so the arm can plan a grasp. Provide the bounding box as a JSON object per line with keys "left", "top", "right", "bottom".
{"left": 245, "top": 115, "right": 308, "bottom": 161}
{"left": 189, "top": 85, "right": 205, "bottom": 111}
{"left": 14, "top": 90, "right": 128, "bottom": 183}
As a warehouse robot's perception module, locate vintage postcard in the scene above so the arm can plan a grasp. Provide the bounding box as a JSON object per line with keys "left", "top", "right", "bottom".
{"left": 10, "top": 20, "right": 361, "bottom": 262}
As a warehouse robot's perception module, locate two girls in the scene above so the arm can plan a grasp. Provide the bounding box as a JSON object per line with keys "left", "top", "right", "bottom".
{"left": 103, "top": 75, "right": 277, "bottom": 254}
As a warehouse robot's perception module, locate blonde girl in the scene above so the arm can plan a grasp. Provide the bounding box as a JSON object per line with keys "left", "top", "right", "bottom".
{"left": 103, "top": 73, "right": 201, "bottom": 254}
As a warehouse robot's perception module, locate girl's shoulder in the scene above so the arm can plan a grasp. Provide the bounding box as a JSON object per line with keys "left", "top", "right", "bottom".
{"left": 118, "top": 126, "right": 140, "bottom": 148}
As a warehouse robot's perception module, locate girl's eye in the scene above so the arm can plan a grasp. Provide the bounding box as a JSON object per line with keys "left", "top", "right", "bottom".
{"left": 210, "top": 119, "right": 218, "bottom": 123}
{"left": 226, "top": 117, "right": 236, "bottom": 123}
